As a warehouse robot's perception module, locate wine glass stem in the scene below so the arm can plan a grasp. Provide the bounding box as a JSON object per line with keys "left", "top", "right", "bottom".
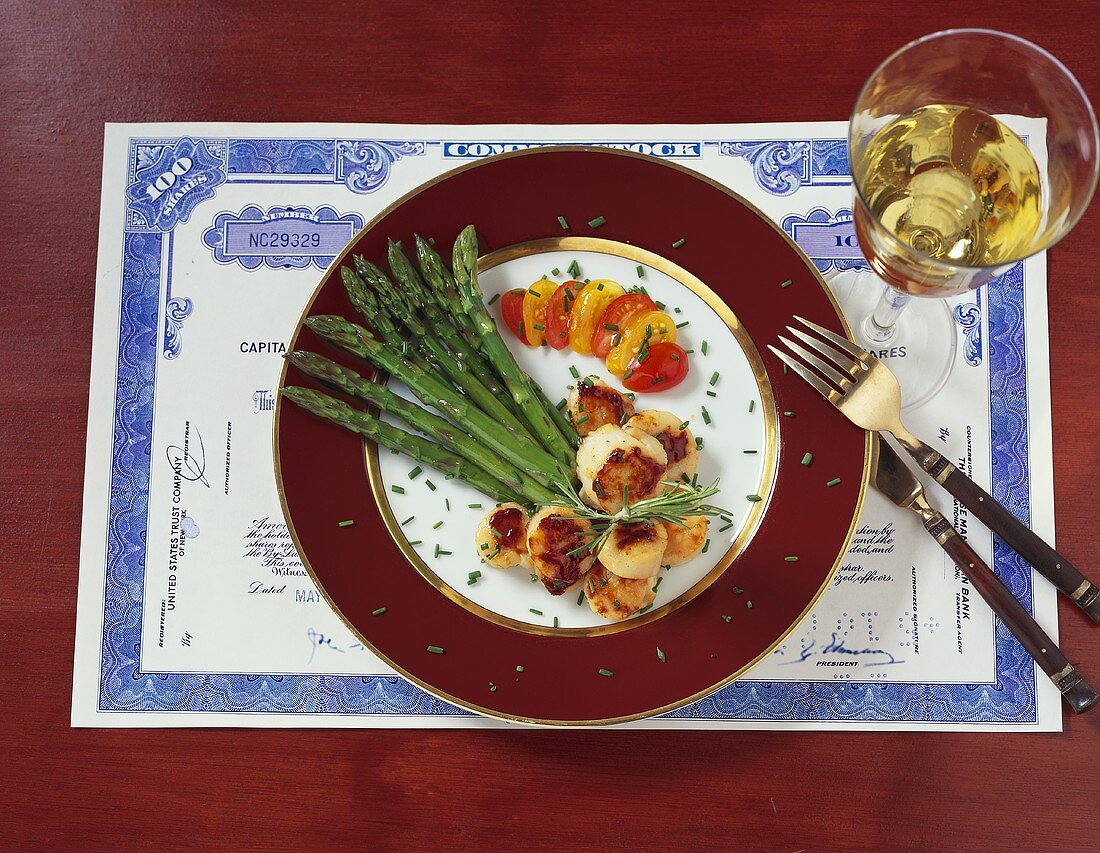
{"left": 863, "top": 285, "right": 911, "bottom": 344}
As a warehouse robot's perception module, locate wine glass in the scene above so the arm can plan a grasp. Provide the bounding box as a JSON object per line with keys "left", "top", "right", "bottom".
{"left": 829, "top": 29, "right": 1098, "bottom": 409}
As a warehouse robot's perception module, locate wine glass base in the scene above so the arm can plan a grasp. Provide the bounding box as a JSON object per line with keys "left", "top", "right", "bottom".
{"left": 826, "top": 268, "right": 957, "bottom": 412}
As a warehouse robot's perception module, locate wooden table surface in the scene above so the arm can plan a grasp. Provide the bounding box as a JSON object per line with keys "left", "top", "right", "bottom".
{"left": 4, "top": 1, "right": 1099, "bottom": 849}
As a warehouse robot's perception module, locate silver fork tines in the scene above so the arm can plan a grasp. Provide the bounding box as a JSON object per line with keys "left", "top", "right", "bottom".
{"left": 785, "top": 327, "right": 862, "bottom": 380}
{"left": 792, "top": 315, "right": 870, "bottom": 364}
{"left": 767, "top": 346, "right": 840, "bottom": 402}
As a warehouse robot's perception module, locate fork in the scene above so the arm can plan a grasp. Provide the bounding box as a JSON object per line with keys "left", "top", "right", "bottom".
{"left": 769, "top": 315, "right": 1100, "bottom": 625}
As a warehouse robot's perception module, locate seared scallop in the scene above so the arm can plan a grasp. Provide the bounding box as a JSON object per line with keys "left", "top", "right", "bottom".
{"left": 584, "top": 561, "right": 658, "bottom": 621}
{"left": 625, "top": 410, "right": 698, "bottom": 486}
{"left": 598, "top": 521, "right": 667, "bottom": 579}
{"left": 576, "top": 424, "right": 667, "bottom": 513}
{"left": 660, "top": 515, "right": 709, "bottom": 566}
{"left": 567, "top": 379, "right": 635, "bottom": 437}
{"left": 474, "top": 503, "right": 531, "bottom": 569}
{"left": 526, "top": 506, "right": 596, "bottom": 595}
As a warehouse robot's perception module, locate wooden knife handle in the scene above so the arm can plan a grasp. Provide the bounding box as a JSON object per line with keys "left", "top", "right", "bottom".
{"left": 912, "top": 441, "right": 1100, "bottom": 625}
{"left": 924, "top": 511, "right": 1098, "bottom": 714}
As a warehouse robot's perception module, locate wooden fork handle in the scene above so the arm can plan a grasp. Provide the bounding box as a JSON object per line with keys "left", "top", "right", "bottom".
{"left": 911, "top": 441, "right": 1100, "bottom": 625}
{"left": 923, "top": 511, "right": 1098, "bottom": 714}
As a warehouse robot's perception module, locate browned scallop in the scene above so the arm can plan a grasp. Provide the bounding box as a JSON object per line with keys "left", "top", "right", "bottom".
{"left": 474, "top": 503, "right": 530, "bottom": 569}
{"left": 526, "top": 507, "right": 596, "bottom": 595}
{"left": 583, "top": 561, "right": 658, "bottom": 621}
{"left": 660, "top": 515, "right": 709, "bottom": 566}
{"left": 625, "top": 410, "right": 698, "bottom": 485}
{"left": 576, "top": 424, "right": 667, "bottom": 513}
{"left": 567, "top": 379, "right": 635, "bottom": 437}
{"left": 598, "top": 520, "right": 668, "bottom": 579}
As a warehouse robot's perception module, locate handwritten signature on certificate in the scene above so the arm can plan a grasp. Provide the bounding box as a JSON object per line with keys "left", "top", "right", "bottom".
{"left": 779, "top": 632, "right": 904, "bottom": 668}
{"left": 165, "top": 422, "right": 210, "bottom": 487}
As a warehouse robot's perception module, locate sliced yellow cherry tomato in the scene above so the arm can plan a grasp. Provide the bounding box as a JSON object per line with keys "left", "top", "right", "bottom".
{"left": 521, "top": 278, "right": 556, "bottom": 346}
{"left": 605, "top": 309, "right": 677, "bottom": 376}
{"left": 567, "top": 279, "right": 625, "bottom": 355}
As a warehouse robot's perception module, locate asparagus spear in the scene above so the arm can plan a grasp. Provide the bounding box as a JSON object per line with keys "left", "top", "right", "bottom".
{"left": 425, "top": 229, "right": 575, "bottom": 468}
{"left": 346, "top": 260, "right": 538, "bottom": 449}
{"left": 286, "top": 351, "right": 558, "bottom": 506}
{"left": 282, "top": 386, "right": 525, "bottom": 505}
{"left": 305, "top": 314, "right": 572, "bottom": 489}
{"left": 391, "top": 240, "right": 579, "bottom": 451}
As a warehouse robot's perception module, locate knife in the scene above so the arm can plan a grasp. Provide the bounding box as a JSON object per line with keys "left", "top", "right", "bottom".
{"left": 872, "top": 435, "right": 1098, "bottom": 714}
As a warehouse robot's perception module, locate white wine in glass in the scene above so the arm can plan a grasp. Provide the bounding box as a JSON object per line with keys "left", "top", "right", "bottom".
{"left": 833, "top": 30, "right": 1098, "bottom": 409}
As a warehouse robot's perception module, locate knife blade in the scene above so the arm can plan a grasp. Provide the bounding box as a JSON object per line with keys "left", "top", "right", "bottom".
{"left": 870, "top": 435, "right": 1097, "bottom": 713}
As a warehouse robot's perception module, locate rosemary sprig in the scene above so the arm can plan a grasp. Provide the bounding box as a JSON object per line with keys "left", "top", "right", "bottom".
{"left": 555, "top": 479, "right": 730, "bottom": 557}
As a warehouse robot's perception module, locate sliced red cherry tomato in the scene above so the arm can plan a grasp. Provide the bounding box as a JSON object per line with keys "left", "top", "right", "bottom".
{"left": 499, "top": 288, "right": 528, "bottom": 343}
{"left": 622, "top": 341, "right": 690, "bottom": 392}
{"left": 544, "top": 280, "right": 586, "bottom": 350}
{"left": 590, "top": 293, "right": 658, "bottom": 359}
{"left": 522, "top": 278, "right": 556, "bottom": 347}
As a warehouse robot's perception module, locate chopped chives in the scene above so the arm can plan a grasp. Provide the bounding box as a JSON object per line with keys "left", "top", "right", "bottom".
{"left": 445, "top": 499, "right": 451, "bottom": 511}
{"left": 801, "top": 452, "right": 814, "bottom": 467}
{"left": 636, "top": 265, "right": 645, "bottom": 278}
{"left": 425, "top": 479, "right": 437, "bottom": 491}
{"left": 674, "top": 306, "right": 682, "bottom": 314}
{"left": 702, "top": 538, "right": 711, "bottom": 554}
{"left": 596, "top": 282, "right": 604, "bottom": 291}
{"left": 656, "top": 647, "right": 666, "bottom": 663}
{"left": 783, "top": 363, "right": 788, "bottom": 374}
{"left": 603, "top": 323, "right": 620, "bottom": 331}
{"left": 487, "top": 292, "right": 501, "bottom": 306}
{"left": 553, "top": 616, "right": 559, "bottom": 628}
{"left": 785, "top": 556, "right": 800, "bottom": 562}
{"left": 577, "top": 590, "right": 585, "bottom": 605}
{"left": 588, "top": 215, "right": 606, "bottom": 228}
{"left": 530, "top": 608, "right": 543, "bottom": 616}
{"left": 747, "top": 494, "right": 762, "bottom": 502}
{"left": 556, "top": 399, "right": 566, "bottom": 409}
{"left": 780, "top": 278, "right": 793, "bottom": 288}
{"left": 372, "top": 607, "right": 387, "bottom": 616}
{"left": 706, "top": 390, "right": 716, "bottom": 398}
{"left": 408, "top": 466, "right": 423, "bottom": 479}
{"left": 401, "top": 515, "right": 415, "bottom": 526}
{"left": 782, "top": 411, "right": 794, "bottom": 418}
{"left": 533, "top": 323, "right": 545, "bottom": 331}
{"left": 517, "top": 320, "right": 524, "bottom": 338}
{"left": 718, "top": 523, "right": 733, "bottom": 532}
{"left": 827, "top": 477, "right": 842, "bottom": 487}
{"left": 390, "top": 485, "right": 405, "bottom": 494}
{"left": 530, "top": 573, "right": 538, "bottom": 583}
{"left": 637, "top": 603, "right": 653, "bottom": 614}
{"left": 469, "top": 503, "right": 483, "bottom": 509}
{"left": 439, "top": 549, "right": 452, "bottom": 556}
{"left": 426, "top": 645, "right": 444, "bottom": 655}
{"left": 701, "top": 340, "right": 709, "bottom": 355}
{"left": 748, "top": 400, "right": 755, "bottom": 413}
{"left": 598, "top": 668, "right": 614, "bottom": 677}
{"left": 695, "top": 437, "right": 704, "bottom": 450}
{"left": 709, "top": 371, "right": 720, "bottom": 386}
{"left": 466, "top": 578, "right": 478, "bottom": 586}
{"left": 337, "top": 519, "right": 355, "bottom": 528}
{"left": 569, "top": 365, "right": 580, "bottom": 379}
{"left": 746, "top": 600, "right": 754, "bottom": 609}
{"left": 671, "top": 237, "right": 686, "bottom": 248}
{"left": 432, "top": 521, "right": 443, "bottom": 529}
{"left": 479, "top": 542, "right": 489, "bottom": 550}
{"left": 568, "top": 260, "right": 580, "bottom": 277}
{"left": 574, "top": 414, "right": 590, "bottom": 425}
{"left": 516, "top": 665, "right": 525, "bottom": 672}
{"left": 551, "top": 267, "right": 561, "bottom": 276}
{"left": 489, "top": 682, "right": 497, "bottom": 692}
{"left": 557, "top": 215, "right": 569, "bottom": 230}
{"left": 654, "top": 576, "right": 663, "bottom": 591}
{"left": 732, "top": 586, "right": 743, "bottom": 594}
{"left": 720, "top": 514, "right": 733, "bottom": 522}
{"left": 679, "top": 421, "right": 689, "bottom": 430}
{"left": 622, "top": 370, "right": 634, "bottom": 380}
{"left": 743, "top": 449, "right": 757, "bottom": 455}
{"left": 675, "top": 320, "right": 689, "bottom": 329}
{"left": 722, "top": 614, "right": 732, "bottom": 623}
{"left": 408, "top": 540, "right": 422, "bottom": 546}
{"left": 701, "top": 406, "right": 712, "bottom": 425}
{"left": 655, "top": 300, "right": 666, "bottom": 310}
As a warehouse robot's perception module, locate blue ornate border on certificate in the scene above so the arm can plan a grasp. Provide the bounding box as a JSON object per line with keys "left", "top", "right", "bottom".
{"left": 99, "top": 137, "right": 1037, "bottom": 721}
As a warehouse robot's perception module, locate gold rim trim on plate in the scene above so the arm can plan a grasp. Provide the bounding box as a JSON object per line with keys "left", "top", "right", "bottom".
{"left": 272, "top": 145, "right": 872, "bottom": 726}
{"left": 364, "top": 235, "right": 779, "bottom": 637}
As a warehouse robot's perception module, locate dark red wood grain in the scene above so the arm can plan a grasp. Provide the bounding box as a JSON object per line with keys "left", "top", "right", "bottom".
{"left": 2, "top": 1, "right": 1099, "bottom": 849}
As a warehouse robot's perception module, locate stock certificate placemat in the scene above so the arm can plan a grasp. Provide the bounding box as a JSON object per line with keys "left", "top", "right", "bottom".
{"left": 73, "top": 123, "right": 1059, "bottom": 729}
